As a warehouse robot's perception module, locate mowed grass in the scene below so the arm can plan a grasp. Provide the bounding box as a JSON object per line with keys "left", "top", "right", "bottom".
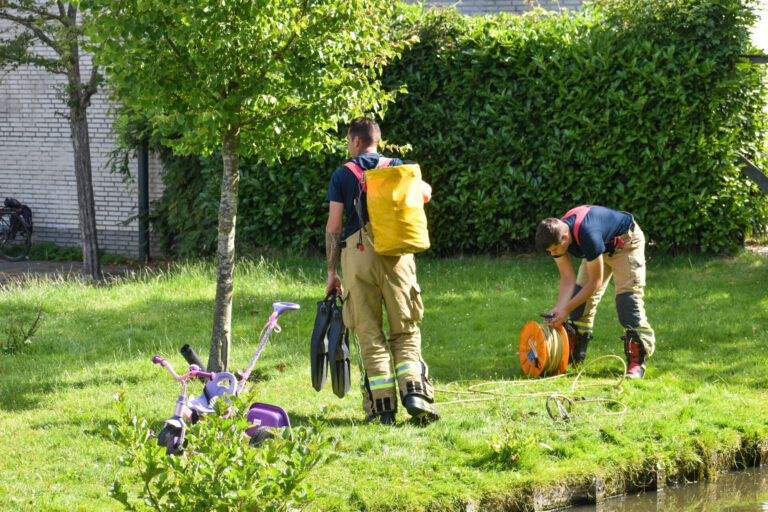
{"left": 1, "top": 252, "right": 767, "bottom": 511}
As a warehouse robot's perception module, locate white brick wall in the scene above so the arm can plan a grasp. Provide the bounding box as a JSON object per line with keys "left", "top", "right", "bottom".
{"left": 0, "top": 19, "right": 164, "bottom": 258}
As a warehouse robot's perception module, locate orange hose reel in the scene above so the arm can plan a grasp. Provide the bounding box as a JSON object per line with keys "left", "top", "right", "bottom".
{"left": 519, "top": 321, "right": 570, "bottom": 377}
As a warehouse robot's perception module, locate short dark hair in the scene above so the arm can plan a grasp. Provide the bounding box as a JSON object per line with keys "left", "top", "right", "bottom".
{"left": 535, "top": 218, "right": 566, "bottom": 252}
{"left": 348, "top": 117, "right": 381, "bottom": 148}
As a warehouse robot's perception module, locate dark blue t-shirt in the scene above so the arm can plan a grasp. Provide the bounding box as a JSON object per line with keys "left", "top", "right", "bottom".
{"left": 560, "top": 206, "right": 633, "bottom": 261}
{"left": 325, "top": 153, "right": 404, "bottom": 238}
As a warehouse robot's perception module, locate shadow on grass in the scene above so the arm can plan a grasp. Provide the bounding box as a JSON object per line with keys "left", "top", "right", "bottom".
{"left": 289, "top": 414, "right": 420, "bottom": 428}
{"left": 0, "top": 291, "right": 300, "bottom": 413}
{"left": 2, "top": 254, "right": 767, "bottom": 417}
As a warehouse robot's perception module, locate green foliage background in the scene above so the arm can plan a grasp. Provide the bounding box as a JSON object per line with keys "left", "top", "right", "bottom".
{"left": 150, "top": 0, "right": 768, "bottom": 257}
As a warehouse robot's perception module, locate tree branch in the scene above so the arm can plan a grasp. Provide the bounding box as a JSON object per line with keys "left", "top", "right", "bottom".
{"left": 0, "top": 11, "right": 60, "bottom": 53}
{"left": 0, "top": 36, "right": 68, "bottom": 74}
{"left": 254, "top": 0, "right": 309, "bottom": 85}
{"left": 160, "top": 32, "right": 220, "bottom": 104}
{"left": 239, "top": 103, "right": 307, "bottom": 128}
{"left": 83, "top": 54, "right": 100, "bottom": 104}
{"left": 4, "top": 2, "right": 63, "bottom": 23}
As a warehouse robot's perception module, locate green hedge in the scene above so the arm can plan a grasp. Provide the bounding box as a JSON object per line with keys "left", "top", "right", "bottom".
{"left": 151, "top": 0, "right": 768, "bottom": 256}
{"left": 150, "top": 147, "right": 344, "bottom": 256}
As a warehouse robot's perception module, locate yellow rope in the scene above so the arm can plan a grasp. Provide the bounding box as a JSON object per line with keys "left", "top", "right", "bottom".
{"left": 538, "top": 323, "right": 566, "bottom": 375}
{"left": 433, "top": 355, "right": 628, "bottom": 421}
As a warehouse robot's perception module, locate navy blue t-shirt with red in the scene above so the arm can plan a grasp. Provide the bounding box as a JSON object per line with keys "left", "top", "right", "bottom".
{"left": 557, "top": 206, "right": 633, "bottom": 262}
{"left": 325, "top": 152, "right": 403, "bottom": 239}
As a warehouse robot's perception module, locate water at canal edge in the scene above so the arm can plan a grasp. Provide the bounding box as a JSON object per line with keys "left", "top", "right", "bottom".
{"left": 565, "top": 465, "right": 768, "bottom": 511}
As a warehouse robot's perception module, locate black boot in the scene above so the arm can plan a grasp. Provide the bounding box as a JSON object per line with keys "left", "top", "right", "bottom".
{"left": 565, "top": 322, "right": 592, "bottom": 367}
{"left": 403, "top": 394, "right": 440, "bottom": 424}
{"left": 365, "top": 411, "right": 397, "bottom": 425}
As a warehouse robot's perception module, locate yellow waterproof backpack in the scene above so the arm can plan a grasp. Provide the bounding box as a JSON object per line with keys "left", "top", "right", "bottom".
{"left": 344, "top": 158, "right": 430, "bottom": 256}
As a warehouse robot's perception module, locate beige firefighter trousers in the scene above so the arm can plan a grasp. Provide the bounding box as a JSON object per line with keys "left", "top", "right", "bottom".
{"left": 573, "top": 222, "right": 655, "bottom": 356}
{"left": 341, "top": 225, "right": 434, "bottom": 416}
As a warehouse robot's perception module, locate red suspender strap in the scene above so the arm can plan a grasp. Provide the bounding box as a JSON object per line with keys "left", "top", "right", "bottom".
{"left": 344, "top": 158, "right": 394, "bottom": 192}
{"left": 561, "top": 205, "right": 594, "bottom": 245}
{"left": 343, "top": 161, "right": 366, "bottom": 192}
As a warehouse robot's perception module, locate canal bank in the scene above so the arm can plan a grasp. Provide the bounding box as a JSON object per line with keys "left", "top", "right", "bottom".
{"left": 449, "top": 435, "right": 768, "bottom": 511}
{"left": 568, "top": 464, "right": 768, "bottom": 512}
{"left": 518, "top": 439, "right": 768, "bottom": 511}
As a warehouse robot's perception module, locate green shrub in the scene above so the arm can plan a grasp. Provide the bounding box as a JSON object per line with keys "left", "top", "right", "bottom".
{"left": 27, "top": 243, "right": 129, "bottom": 264}
{"left": 100, "top": 252, "right": 128, "bottom": 265}
{"left": 107, "top": 391, "right": 338, "bottom": 512}
{"left": 150, "top": 0, "right": 768, "bottom": 256}
{"left": 1, "top": 307, "right": 42, "bottom": 355}
{"left": 380, "top": 1, "right": 768, "bottom": 254}
{"left": 151, "top": 146, "right": 345, "bottom": 256}
{"left": 485, "top": 424, "right": 540, "bottom": 470}
{"left": 27, "top": 243, "right": 82, "bottom": 261}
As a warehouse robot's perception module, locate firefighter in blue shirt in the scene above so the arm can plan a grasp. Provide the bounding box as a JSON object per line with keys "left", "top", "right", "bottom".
{"left": 535, "top": 205, "right": 655, "bottom": 378}
{"left": 324, "top": 117, "right": 439, "bottom": 424}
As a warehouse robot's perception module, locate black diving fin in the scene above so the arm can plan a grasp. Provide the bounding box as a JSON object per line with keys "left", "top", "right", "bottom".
{"left": 326, "top": 294, "right": 351, "bottom": 398}
{"left": 331, "top": 327, "right": 351, "bottom": 398}
{"left": 310, "top": 291, "right": 335, "bottom": 391}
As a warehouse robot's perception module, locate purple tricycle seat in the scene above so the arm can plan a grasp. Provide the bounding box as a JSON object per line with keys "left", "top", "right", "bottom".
{"left": 245, "top": 402, "right": 292, "bottom": 437}
{"left": 188, "top": 372, "right": 237, "bottom": 414}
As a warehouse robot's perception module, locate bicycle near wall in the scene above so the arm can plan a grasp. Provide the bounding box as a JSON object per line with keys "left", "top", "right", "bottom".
{"left": 0, "top": 198, "right": 33, "bottom": 261}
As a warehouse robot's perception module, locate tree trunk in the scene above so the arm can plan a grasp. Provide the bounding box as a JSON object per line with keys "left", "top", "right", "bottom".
{"left": 70, "top": 106, "right": 101, "bottom": 281}
{"left": 207, "top": 126, "right": 241, "bottom": 372}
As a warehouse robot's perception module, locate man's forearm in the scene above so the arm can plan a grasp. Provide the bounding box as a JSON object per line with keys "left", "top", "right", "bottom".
{"left": 556, "top": 276, "right": 574, "bottom": 310}
{"left": 566, "top": 280, "right": 598, "bottom": 314}
{"left": 326, "top": 231, "right": 342, "bottom": 272}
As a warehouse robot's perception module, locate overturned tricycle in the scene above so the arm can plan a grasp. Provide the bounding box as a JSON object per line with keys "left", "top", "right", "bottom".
{"left": 152, "top": 301, "right": 300, "bottom": 455}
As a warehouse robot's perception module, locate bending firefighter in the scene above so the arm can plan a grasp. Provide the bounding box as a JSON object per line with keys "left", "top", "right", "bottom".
{"left": 324, "top": 117, "right": 440, "bottom": 424}
{"left": 535, "top": 206, "right": 655, "bottom": 379}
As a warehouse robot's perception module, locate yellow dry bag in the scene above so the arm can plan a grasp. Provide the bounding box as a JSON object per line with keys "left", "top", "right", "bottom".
{"left": 343, "top": 160, "right": 430, "bottom": 256}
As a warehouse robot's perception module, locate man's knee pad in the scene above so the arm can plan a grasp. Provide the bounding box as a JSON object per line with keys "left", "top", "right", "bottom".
{"left": 615, "top": 291, "right": 643, "bottom": 328}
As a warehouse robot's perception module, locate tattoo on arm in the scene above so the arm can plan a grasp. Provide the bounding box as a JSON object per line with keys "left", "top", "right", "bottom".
{"left": 326, "top": 231, "right": 342, "bottom": 271}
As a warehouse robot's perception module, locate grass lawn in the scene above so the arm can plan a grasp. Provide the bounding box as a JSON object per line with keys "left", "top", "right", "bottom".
{"left": 1, "top": 251, "right": 767, "bottom": 511}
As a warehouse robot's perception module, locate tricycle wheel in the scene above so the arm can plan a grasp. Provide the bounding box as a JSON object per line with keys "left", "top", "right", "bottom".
{"left": 248, "top": 427, "right": 276, "bottom": 447}
{"left": 157, "top": 425, "right": 182, "bottom": 451}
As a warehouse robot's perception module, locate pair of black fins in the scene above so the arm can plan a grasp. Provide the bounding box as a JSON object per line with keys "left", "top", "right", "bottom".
{"left": 311, "top": 292, "right": 351, "bottom": 398}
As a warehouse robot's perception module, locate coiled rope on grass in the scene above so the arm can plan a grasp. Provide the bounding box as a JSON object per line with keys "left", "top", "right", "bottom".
{"left": 523, "top": 322, "right": 568, "bottom": 377}
{"left": 433, "top": 355, "right": 628, "bottom": 422}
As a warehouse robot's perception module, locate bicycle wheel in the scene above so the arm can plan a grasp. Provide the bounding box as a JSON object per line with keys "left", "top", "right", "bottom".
{"left": 0, "top": 211, "right": 31, "bottom": 261}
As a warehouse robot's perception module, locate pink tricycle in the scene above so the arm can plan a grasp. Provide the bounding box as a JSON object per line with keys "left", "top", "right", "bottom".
{"left": 153, "top": 301, "right": 300, "bottom": 455}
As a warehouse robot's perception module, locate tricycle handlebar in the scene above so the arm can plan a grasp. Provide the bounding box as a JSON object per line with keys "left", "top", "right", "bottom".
{"left": 152, "top": 355, "right": 215, "bottom": 381}
{"left": 272, "top": 301, "right": 300, "bottom": 317}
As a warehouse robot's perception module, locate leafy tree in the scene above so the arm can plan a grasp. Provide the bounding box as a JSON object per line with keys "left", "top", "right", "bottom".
{"left": 0, "top": 0, "right": 102, "bottom": 280}
{"left": 85, "top": 0, "right": 413, "bottom": 371}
